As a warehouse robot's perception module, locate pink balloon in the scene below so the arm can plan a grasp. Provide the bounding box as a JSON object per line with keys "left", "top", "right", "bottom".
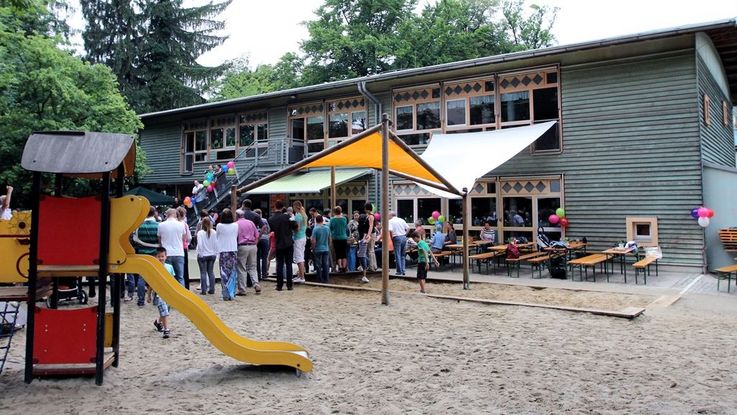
{"left": 374, "top": 213, "right": 381, "bottom": 221}
{"left": 707, "top": 208, "right": 715, "bottom": 218}
{"left": 227, "top": 161, "right": 235, "bottom": 169}
{"left": 432, "top": 211, "right": 440, "bottom": 220}
{"left": 207, "top": 185, "right": 214, "bottom": 193}
{"left": 549, "top": 214, "right": 560, "bottom": 225}
{"left": 559, "top": 217, "right": 569, "bottom": 228}
{"left": 697, "top": 207, "right": 709, "bottom": 218}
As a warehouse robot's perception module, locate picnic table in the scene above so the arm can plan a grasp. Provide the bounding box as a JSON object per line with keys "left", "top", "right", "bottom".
{"left": 544, "top": 241, "right": 588, "bottom": 261}
{"left": 602, "top": 247, "right": 636, "bottom": 282}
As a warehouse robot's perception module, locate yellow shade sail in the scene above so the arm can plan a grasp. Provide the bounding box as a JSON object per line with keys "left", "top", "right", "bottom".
{"left": 302, "top": 131, "right": 446, "bottom": 186}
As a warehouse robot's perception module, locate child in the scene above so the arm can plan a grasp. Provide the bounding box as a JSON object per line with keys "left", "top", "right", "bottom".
{"left": 357, "top": 236, "right": 369, "bottom": 283}
{"left": 148, "top": 247, "right": 174, "bottom": 339}
{"left": 410, "top": 231, "right": 438, "bottom": 294}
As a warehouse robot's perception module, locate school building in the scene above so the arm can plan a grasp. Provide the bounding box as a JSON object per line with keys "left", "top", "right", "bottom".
{"left": 138, "top": 19, "right": 737, "bottom": 271}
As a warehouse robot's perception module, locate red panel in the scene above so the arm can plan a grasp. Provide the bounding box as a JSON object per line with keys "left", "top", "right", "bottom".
{"left": 38, "top": 196, "right": 101, "bottom": 265}
{"left": 33, "top": 306, "right": 98, "bottom": 364}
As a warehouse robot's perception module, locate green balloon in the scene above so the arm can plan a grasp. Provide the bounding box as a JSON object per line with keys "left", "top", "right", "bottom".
{"left": 427, "top": 217, "right": 436, "bottom": 225}
{"left": 438, "top": 215, "right": 445, "bottom": 223}
{"left": 555, "top": 208, "right": 565, "bottom": 218}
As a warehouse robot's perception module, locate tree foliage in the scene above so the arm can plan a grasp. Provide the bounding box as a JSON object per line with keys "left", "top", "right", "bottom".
{"left": 0, "top": 0, "right": 143, "bottom": 207}
{"left": 210, "top": 0, "right": 558, "bottom": 98}
{"left": 82, "top": 0, "right": 231, "bottom": 113}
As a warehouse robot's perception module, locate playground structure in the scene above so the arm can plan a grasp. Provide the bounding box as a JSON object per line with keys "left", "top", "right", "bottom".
{"left": 0, "top": 131, "right": 311, "bottom": 385}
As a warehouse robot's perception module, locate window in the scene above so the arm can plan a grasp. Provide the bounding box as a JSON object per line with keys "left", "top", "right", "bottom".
{"left": 417, "top": 198, "right": 441, "bottom": 225}
{"left": 327, "top": 97, "right": 367, "bottom": 141}
{"left": 239, "top": 112, "right": 268, "bottom": 157}
{"left": 289, "top": 102, "right": 325, "bottom": 156}
{"left": 393, "top": 85, "right": 441, "bottom": 146}
{"left": 626, "top": 217, "right": 658, "bottom": 247}
{"left": 209, "top": 116, "right": 236, "bottom": 161}
{"left": 704, "top": 94, "right": 711, "bottom": 127}
{"left": 498, "top": 68, "right": 561, "bottom": 152}
{"left": 471, "top": 197, "right": 497, "bottom": 226}
{"left": 448, "top": 199, "right": 463, "bottom": 224}
{"left": 397, "top": 199, "right": 414, "bottom": 224}
{"left": 182, "top": 119, "right": 208, "bottom": 173}
{"left": 443, "top": 78, "right": 496, "bottom": 131}
{"left": 502, "top": 196, "right": 532, "bottom": 227}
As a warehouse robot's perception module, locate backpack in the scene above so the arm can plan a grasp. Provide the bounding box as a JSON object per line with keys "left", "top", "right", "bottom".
{"left": 506, "top": 243, "right": 520, "bottom": 259}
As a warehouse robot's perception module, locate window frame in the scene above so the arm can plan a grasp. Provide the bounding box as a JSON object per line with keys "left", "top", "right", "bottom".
{"left": 326, "top": 96, "right": 367, "bottom": 142}
{"left": 626, "top": 216, "right": 659, "bottom": 247}
{"left": 392, "top": 84, "right": 442, "bottom": 146}
{"left": 704, "top": 94, "right": 712, "bottom": 127}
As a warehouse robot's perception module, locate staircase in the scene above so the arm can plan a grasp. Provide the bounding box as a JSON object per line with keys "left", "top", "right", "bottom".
{"left": 0, "top": 300, "right": 21, "bottom": 374}
{"left": 188, "top": 137, "right": 299, "bottom": 225}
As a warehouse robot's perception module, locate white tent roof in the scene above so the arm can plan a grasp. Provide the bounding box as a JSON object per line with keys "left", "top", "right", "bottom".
{"left": 418, "top": 121, "right": 558, "bottom": 198}
{"left": 245, "top": 168, "right": 370, "bottom": 194}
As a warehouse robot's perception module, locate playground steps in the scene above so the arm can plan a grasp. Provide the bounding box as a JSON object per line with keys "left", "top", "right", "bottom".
{"left": 32, "top": 351, "right": 115, "bottom": 377}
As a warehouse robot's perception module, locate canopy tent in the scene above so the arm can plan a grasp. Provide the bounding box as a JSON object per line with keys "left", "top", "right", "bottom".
{"left": 124, "top": 187, "right": 175, "bottom": 205}
{"left": 417, "top": 121, "right": 558, "bottom": 198}
{"left": 245, "top": 168, "right": 370, "bottom": 195}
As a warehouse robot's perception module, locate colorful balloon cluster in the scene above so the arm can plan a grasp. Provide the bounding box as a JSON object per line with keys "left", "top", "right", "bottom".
{"left": 690, "top": 206, "right": 714, "bottom": 227}
{"left": 549, "top": 207, "right": 569, "bottom": 228}
{"left": 427, "top": 210, "right": 445, "bottom": 225}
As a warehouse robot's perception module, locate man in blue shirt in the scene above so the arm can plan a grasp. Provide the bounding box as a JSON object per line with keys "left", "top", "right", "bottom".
{"left": 310, "top": 215, "right": 331, "bottom": 283}
{"left": 430, "top": 230, "right": 446, "bottom": 254}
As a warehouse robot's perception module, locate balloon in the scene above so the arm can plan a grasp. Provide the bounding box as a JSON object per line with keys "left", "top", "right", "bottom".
{"left": 227, "top": 161, "right": 235, "bottom": 169}
{"left": 183, "top": 197, "right": 192, "bottom": 207}
{"left": 222, "top": 164, "right": 229, "bottom": 173}
{"left": 427, "top": 217, "right": 436, "bottom": 225}
{"left": 207, "top": 185, "right": 214, "bottom": 193}
{"left": 432, "top": 211, "right": 440, "bottom": 220}
{"left": 555, "top": 208, "right": 566, "bottom": 218}
{"left": 203, "top": 180, "right": 210, "bottom": 187}
{"left": 374, "top": 213, "right": 381, "bottom": 221}
{"left": 690, "top": 208, "right": 700, "bottom": 219}
{"left": 697, "top": 207, "right": 709, "bottom": 218}
{"left": 707, "top": 208, "right": 715, "bottom": 218}
{"left": 559, "top": 217, "right": 569, "bottom": 228}
{"left": 206, "top": 172, "right": 214, "bottom": 181}
{"left": 227, "top": 169, "right": 236, "bottom": 175}
{"left": 698, "top": 216, "right": 710, "bottom": 227}
{"left": 438, "top": 215, "right": 445, "bottom": 223}
{"left": 549, "top": 214, "right": 560, "bottom": 225}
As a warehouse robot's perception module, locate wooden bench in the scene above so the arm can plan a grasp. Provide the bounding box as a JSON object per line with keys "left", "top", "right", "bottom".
{"left": 632, "top": 256, "right": 658, "bottom": 285}
{"left": 468, "top": 251, "right": 504, "bottom": 274}
{"left": 715, "top": 264, "right": 737, "bottom": 292}
{"left": 568, "top": 254, "right": 609, "bottom": 282}
{"left": 527, "top": 254, "right": 552, "bottom": 279}
{"left": 506, "top": 251, "right": 549, "bottom": 278}
{"left": 430, "top": 251, "right": 453, "bottom": 270}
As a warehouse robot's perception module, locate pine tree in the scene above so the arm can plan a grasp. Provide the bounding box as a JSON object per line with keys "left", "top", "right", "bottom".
{"left": 81, "top": 0, "right": 231, "bottom": 113}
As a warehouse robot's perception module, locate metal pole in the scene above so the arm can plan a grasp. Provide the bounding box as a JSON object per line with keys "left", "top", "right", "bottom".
{"left": 24, "top": 172, "right": 42, "bottom": 384}
{"left": 462, "top": 188, "right": 470, "bottom": 290}
{"left": 330, "top": 167, "right": 336, "bottom": 211}
{"left": 95, "top": 172, "right": 111, "bottom": 386}
{"left": 381, "top": 114, "right": 390, "bottom": 306}
{"left": 112, "top": 164, "right": 124, "bottom": 367}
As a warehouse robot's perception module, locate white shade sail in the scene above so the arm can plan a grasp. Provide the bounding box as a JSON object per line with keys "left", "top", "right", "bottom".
{"left": 417, "top": 121, "right": 558, "bottom": 198}
{"left": 245, "top": 168, "right": 370, "bottom": 194}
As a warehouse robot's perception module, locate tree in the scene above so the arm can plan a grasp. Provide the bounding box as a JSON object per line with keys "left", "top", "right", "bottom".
{"left": 395, "top": 0, "right": 509, "bottom": 69}
{"left": 501, "top": 0, "right": 558, "bottom": 51}
{"left": 300, "top": 0, "right": 417, "bottom": 84}
{"left": 81, "top": 0, "right": 231, "bottom": 113}
{"left": 0, "top": 1, "right": 144, "bottom": 207}
{"left": 211, "top": 53, "right": 304, "bottom": 101}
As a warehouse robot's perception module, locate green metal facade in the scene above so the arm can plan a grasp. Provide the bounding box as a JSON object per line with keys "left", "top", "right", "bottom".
{"left": 138, "top": 31, "right": 737, "bottom": 269}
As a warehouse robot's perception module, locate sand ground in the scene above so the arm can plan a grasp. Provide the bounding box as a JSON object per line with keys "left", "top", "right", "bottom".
{"left": 2, "top": 279, "right": 737, "bottom": 414}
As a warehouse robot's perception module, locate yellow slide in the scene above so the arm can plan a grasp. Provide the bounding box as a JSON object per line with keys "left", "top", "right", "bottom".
{"left": 109, "top": 196, "right": 313, "bottom": 373}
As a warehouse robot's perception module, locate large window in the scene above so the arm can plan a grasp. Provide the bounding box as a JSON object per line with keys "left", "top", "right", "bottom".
{"left": 397, "top": 199, "right": 415, "bottom": 224}
{"left": 327, "top": 97, "right": 367, "bottom": 141}
{"left": 498, "top": 68, "right": 561, "bottom": 152}
{"left": 239, "top": 112, "right": 268, "bottom": 156}
{"left": 443, "top": 78, "right": 496, "bottom": 132}
{"left": 209, "top": 116, "right": 237, "bottom": 161}
{"left": 417, "top": 198, "right": 441, "bottom": 225}
{"left": 393, "top": 85, "right": 441, "bottom": 146}
{"left": 289, "top": 102, "right": 325, "bottom": 155}
{"left": 182, "top": 119, "right": 208, "bottom": 173}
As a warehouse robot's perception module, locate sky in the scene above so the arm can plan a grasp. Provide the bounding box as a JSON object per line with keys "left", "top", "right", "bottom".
{"left": 66, "top": 0, "right": 737, "bottom": 68}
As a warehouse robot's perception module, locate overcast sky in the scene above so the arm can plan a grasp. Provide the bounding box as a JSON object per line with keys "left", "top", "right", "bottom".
{"left": 67, "top": 0, "right": 737, "bottom": 67}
